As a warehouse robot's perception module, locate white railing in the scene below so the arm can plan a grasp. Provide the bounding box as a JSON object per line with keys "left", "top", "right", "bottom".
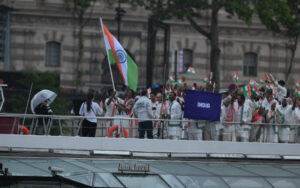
{"left": 0, "top": 113, "right": 298, "bottom": 143}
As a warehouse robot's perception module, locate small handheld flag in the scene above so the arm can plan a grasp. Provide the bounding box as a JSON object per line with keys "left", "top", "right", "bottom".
{"left": 296, "top": 89, "right": 300, "bottom": 98}
{"left": 177, "top": 78, "right": 184, "bottom": 85}
{"left": 249, "top": 79, "right": 256, "bottom": 87}
{"left": 168, "top": 75, "right": 175, "bottom": 83}
{"left": 203, "top": 76, "right": 208, "bottom": 83}
{"left": 265, "top": 73, "right": 270, "bottom": 82}
{"left": 186, "top": 67, "right": 195, "bottom": 75}
{"left": 270, "top": 83, "right": 277, "bottom": 96}
{"left": 243, "top": 85, "right": 252, "bottom": 98}
{"left": 276, "top": 108, "right": 282, "bottom": 118}
{"left": 251, "top": 85, "right": 260, "bottom": 97}
{"left": 258, "top": 98, "right": 263, "bottom": 107}
{"left": 269, "top": 73, "right": 275, "bottom": 82}
{"left": 233, "top": 73, "right": 239, "bottom": 83}
{"left": 259, "top": 78, "right": 265, "bottom": 85}
{"left": 296, "top": 81, "right": 300, "bottom": 90}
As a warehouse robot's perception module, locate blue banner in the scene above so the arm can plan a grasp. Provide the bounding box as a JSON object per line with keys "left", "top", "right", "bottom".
{"left": 184, "top": 90, "right": 222, "bottom": 122}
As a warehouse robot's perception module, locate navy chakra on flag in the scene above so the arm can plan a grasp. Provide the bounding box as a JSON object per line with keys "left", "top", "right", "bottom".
{"left": 116, "top": 49, "right": 126, "bottom": 64}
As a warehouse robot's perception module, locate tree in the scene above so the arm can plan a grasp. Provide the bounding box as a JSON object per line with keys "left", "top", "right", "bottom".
{"left": 131, "top": 0, "right": 254, "bottom": 91}
{"left": 254, "top": 0, "right": 300, "bottom": 86}
{"left": 72, "top": 0, "right": 96, "bottom": 86}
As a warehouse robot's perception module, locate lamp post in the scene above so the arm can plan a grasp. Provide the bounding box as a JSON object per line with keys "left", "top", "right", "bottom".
{"left": 115, "top": 0, "right": 126, "bottom": 40}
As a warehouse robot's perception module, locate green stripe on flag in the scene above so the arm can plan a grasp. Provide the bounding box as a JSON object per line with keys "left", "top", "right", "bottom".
{"left": 127, "top": 54, "right": 138, "bottom": 92}
{"left": 108, "top": 50, "right": 116, "bottom": 64}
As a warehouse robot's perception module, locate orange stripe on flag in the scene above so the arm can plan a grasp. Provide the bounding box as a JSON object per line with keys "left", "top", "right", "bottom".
{"left": 102, "top": 24, "right": 126, "bottom": 83}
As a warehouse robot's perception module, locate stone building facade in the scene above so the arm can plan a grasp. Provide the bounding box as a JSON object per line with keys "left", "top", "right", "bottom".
{"left": 0, "top": 0, "right": 299, "bottom": 95}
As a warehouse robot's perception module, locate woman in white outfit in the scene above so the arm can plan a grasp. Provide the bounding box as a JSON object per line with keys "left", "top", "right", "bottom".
{"left": 79, "top": 92, "right": 103, "bottom": 137}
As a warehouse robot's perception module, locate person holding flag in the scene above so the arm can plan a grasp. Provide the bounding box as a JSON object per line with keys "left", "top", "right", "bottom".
{"left": 235, "top": 94, "right": 252, "bottom": 142}
{"left": 104, "top": 89, "right": 124, "bottom": 132}
{"left": 276, "top": 80, "right": 287, "bottom": 103}
{"left": 250, "top": 106, "right": 266, "bottom": 142}
{"left": 265, "top": 101, "right": 280, "bottom": 143}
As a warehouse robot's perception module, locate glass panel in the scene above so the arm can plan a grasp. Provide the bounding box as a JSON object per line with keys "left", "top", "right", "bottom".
{"left": 65, "top": 171, "right": 94, "bottom": 186}
{"left": 0, "top": 159, "right": 49, "bottom": 176}
{"left": 161, "top": 174, "right": 185, "bottom": 188}
{"left": 223, "top": 177, "right": 272, "bottom": 188}
{"left": 178, "top": 176, "right": 228, "bottom": 188}
{"left": 244, "top": 52, "right": 257, "bottom": 76}
{"left": 147, "top": 161, "right": 212, "bottom": 176}
{"left": 46, "top": 41, "right": 60, "bottom": 67}
{"left": 62, "top": 159, "right": 106, "bottom": 173}
{"left": 116, "top": 174, "right": 169, "bottom": 188}
{"left": 281, "top": 165, "right": 300, "bottom": 176}
{"left": 19, "top": 158, "right": 88, "bottom": 176}
{"left": 232, "top": 164, "right": 297, "bottom": 177}
{"left": 79, "top": 159, "right": 124, "bottom": 173}
{"left": 183, "top": 49, "right": 193, "bottom": 71}
{"left": 188, "top": 163, "right": 256, "bottom": 176}
{"left": 267, "top": 177, "right": 300, "bottom": 188}
{"left": 96, "top": 173, "right": 123, "bottom": 187}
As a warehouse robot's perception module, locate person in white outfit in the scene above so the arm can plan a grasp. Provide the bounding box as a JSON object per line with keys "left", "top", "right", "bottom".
{"left": 132, "top": 90, "right": 153, "bottom": 139}
{"left": 278, "top": 98, "right": 292, "bottom": 143}
{"left": 167, "top": 91, "right": 182, "bottom": 140}
{"left": 235, "top": 94, "right": 252, "bottom": 142}
{"left": 265, "top": 101, "right": 280, "bottom": 143}
{"left": 79, "top": 92, "right": 103, "bottom": 137}
{"left": 276, "top": 80, "right": 287, "bottom": 103}
{"left": 104, "top": 89, "right": 123, "bottom": 130}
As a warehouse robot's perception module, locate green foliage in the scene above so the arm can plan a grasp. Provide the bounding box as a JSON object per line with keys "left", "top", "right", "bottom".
{"left": 254, "top": 0, "right": 292, "bottom": 33}
{"left": 4, "top": 71, "right": 70, "bottom": 115}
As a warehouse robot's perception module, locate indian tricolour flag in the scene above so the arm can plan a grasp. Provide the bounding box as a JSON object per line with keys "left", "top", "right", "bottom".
{"left": 203, "top": 76, "right": 208, "bottom": 83}
{"left": 243, "top": 85, "right": 252, "bottom": 98}
{"left": 233, "top": 73, "right": 239, "bottom": 82}
{"left": 168, "top": 75, "right": 175, "bottom": 83}
{"left": 259, "top": 78, "right": 265, "bottom": 85}
{"left": 296, "top": 89, "right": 300, "bottom": 98}
{"left": 100, "top": 19, "right": 138, "bottom": 91}
{"left": 276, "top": 108, "right": 282, "bottom": 118}
{"left": 251, "top": 85, "right": 260, "bottom": 97}
{"left": 186, "top": 67, "right": 195, "bottom": 75}
{"left": 249, "top": 79, "right": 256, "bottom": 87}
{"left": 177, "top": 78, "right": 184, "bottom": 85}
{"left": 296, "top": 81, "right": 300, "bottom": 90}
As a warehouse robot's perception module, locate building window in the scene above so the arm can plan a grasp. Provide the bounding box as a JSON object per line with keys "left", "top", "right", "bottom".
{"left": 46, "top": 41, "right": 61, "bottom": 67}
{"left": 175, "top": 49, "right": 193, "bottom": 73}
{"left": 244, "top": 52, "right": 257, "bottom": 76}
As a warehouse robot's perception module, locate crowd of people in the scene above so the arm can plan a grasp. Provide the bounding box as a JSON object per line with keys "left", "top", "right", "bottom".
{"left": 78, "top": 78, "right": 300, "bottom": 143}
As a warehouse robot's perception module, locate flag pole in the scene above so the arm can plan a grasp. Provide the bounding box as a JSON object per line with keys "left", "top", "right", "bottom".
{"left": 100, "top": 18, "right": 115, "bottom": 90}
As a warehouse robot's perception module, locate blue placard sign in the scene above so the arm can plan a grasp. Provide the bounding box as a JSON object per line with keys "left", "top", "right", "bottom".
{"left": 184, "top": 90, "right": 222, "bottom": 122}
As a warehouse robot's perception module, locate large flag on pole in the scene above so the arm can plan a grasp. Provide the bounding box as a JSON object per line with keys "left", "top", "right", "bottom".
{"left": 100, "top": 19, "right": 138, "bottom": 91}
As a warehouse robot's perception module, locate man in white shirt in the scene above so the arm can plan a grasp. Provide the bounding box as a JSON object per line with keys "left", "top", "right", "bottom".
{"left": 132, "top": 90, "right": 153, "bottom": 139}
{"left": 277, "top": 80, "right": 287, "bottom": 102}
{"left": 234, "top": 94, "right": 252, "bottom": 142}
{"left": 167, "top": 91, "right": 182, "bottom": 140}
{"left": 278, "top": 98, "right": 291, "bottom": 143}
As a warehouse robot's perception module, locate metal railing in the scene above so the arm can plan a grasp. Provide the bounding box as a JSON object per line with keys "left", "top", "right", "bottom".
{"left": 0, "top": 113, "right": 299, "bottom": 143}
